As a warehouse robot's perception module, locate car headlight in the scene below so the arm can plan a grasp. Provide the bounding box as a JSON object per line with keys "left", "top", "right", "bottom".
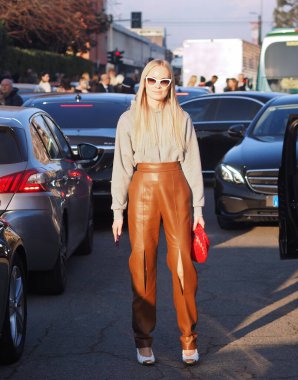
{"left": 220, "top": 164, "right": 244, "bottom": 184}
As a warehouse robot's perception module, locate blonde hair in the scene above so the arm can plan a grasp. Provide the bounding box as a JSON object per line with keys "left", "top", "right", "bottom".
{"left": 187, "top": 75, "right": 197, "bottom": 87}
{"left": 131, "top": 59, "right": 186, "bottom": 151}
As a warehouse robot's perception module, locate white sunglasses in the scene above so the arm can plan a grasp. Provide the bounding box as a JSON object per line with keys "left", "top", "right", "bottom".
{"left": 145, "top": 76, "right": 172, "bottom": 88}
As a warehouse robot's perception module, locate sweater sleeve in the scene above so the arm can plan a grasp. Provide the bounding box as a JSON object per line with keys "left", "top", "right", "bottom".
{"left": 111, "top": 112, "right": 135, "bottom": 220}
{"left": 180, "top": 115, "right": 205, "bottom": 218}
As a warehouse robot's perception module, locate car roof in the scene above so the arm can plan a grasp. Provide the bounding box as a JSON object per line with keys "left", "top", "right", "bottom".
{"left": 0, "top": 106, "right": 44, "bottom": 127}
{"left": 24, "top": 92, "right": 135, "bottom": 105}
{"left": 180, "top": 91, "right": 282, "bottom": 104}
{"left": 265, "top": 94, "right": 298, "bottom": 106}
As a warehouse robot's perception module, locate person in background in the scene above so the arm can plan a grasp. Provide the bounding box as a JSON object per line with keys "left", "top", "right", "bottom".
{"left": 224, "top": 78, "right": 238, "bottom": 92}
{"left": 92, "top": 73, "right": 114, "bottom": 93}
{"left": 81, "top": 72, "right": 90, "bottom": 86}
{"left": 187, "top": 74, "right": 198, "bottom": 87}
{"left": 0, "top": 78, "right": 23, "bottom": 106}
{"left": 113, "top": 74, "right": 124, "bottom": 93}
{"left": 75, "top": 78, "right": 90, "bottom": 93}
{"left": 34, "top": 72, "right": 51, "bottom": 92}
{"left": 56, "top": 78, "right": 75, "bottom": 93}
{"left": 198, "top": 76, "right": 206, "bottom": 87}
{"left": 108, "top": 68, "right": 118, "bottom": 87}
{"left": 205, "top": 75, "right": 218, "bottom": 93}
{"left": 237, "top": 73, "right": 246, "bottom": 91}
{"left": 111, "top": 59, "right": 205, "bottom": 366}
{"left": 119, "top": 77, "right": 136, "bottom": 94}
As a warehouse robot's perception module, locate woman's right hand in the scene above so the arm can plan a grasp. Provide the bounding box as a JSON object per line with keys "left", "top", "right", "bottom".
{"left": 112, "top": 219, "right": 123, "bottom": 242}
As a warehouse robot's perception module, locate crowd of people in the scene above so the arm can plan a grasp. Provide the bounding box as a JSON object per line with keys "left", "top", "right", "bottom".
{"left": 0, "top": 67, "right": 138, "bottom": 106}
{"left": 187, "top": 73, "right": 252, "bottom": 93}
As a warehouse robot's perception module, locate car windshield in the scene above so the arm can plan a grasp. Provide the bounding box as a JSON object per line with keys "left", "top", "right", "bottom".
{"left": 0, "top": 127, "right": 25, "bottom": 164}
{"left": 32, "top": 101, "right": 130, "bottom": 129}
{"left": 252, "top": 105, "right": 298, "bottom": 137}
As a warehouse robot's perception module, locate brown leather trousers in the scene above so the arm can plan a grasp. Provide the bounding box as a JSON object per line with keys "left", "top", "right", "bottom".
{"left": 128, "top": 162, "right": 198, "bottom": 350}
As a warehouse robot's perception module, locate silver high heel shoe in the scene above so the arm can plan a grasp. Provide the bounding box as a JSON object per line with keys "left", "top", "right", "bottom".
{"left": 137, "top": 348, "right": 155, "bottom": 365}
{"left": 182, "top": 349, "right": 199, "bottom": 365}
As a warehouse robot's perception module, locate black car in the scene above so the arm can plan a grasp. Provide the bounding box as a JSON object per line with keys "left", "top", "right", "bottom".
{"left": 278, "top": 114, "right": 298, "bottom": 260}
{"left": 180, "top": 91, "right": 281, "bottom": 175}
{"left": 24, "top": 93, "right": 134, "bottom": 203}
{"left": 214, "top": 94, "right": 298, "bottom": 229}
{"left": 0, "top": 219, "right": 27, "bottom": 364}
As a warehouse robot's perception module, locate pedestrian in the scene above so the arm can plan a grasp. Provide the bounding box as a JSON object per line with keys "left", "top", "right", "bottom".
{"left": 111, "top": 59, "right": 205, "bottom": 366}
{"left": 92, "top": 73, "right": 114, "bottom": 93}
{"left": 198, "top": 76, "right": 206, "bottom": 87}
{"left": 0, "top": 78, "right": 23, "bottom": 106}
{"left": 119, "top": 77, "right": 136, "bottom": 94}
{"left": 75, "top": 78, "right": 90, "bottom": 93}
{"left": 187, "top": 74, "right": 198, "bottom": 87}
{"left": 205, "top": 75, "right": 218, "bottom": 93}
{"left": 34, "top": 72, "right": 51, "bottom": 92}
{"left": 107, "top": 68, "right": 118, "bottom": 87}
{"left": 224, "top": 77, "right": 238, "bottom": 92}
{"left": 237, "top": 73, "right": 247, "bottom": 91}
{"left": 56, "top": 78, "right": 74, "bottom": 93}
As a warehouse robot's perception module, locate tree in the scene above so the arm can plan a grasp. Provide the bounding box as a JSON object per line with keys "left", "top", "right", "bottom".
{"left": 273, "top": 0, "right": 298, "bottom": 28}
{"left": 0, "top": 0, "right": 111, "bottom": 54}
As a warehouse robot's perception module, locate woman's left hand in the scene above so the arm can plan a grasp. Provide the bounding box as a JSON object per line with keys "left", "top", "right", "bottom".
{"left": 193, "top": 216, "right": 205, "bottom": 231}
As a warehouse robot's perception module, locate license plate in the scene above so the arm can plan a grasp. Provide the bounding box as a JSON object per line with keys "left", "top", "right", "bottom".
{"left": 266, "top": 195, "right": 279, "bottom": 207}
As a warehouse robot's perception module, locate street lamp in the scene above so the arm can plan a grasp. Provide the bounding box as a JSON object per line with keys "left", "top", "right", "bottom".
{"left": 250, "top": 0, "right": 263, "bottom": 46}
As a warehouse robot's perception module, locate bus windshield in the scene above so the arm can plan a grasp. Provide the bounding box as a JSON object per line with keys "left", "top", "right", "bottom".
{"left": 265, "top": 41, "right": 298, "bottom": 92}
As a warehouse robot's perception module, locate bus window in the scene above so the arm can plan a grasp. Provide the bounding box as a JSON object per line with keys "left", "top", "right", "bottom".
{"left": 257, "top": 28, "right": 298, "bottom": 94}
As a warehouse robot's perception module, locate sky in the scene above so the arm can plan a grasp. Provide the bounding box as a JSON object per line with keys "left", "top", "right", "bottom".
{"left": 106, "top": 0, "right": 277, "bottom": 51}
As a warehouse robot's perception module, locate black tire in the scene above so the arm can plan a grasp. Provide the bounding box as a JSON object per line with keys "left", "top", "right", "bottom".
{"left": 0, "top": 255, "right": 27, "bottom": 364}
{"left": 217, "top": 215, "right": 238, "bottom": 230}
{"left": 36, "top": 223, "right": 67, "bottom": 295}
{"left": 76, "top": 201, "right": 94, "bottom": 255}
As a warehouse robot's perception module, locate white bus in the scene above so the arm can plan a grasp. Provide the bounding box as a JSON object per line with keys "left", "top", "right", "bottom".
{"left": 256, "top": 28, "right": 298, "bottom": 94}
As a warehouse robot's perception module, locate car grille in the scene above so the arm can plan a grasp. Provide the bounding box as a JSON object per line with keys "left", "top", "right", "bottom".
{"left": 245, "top": 169, "right": 279, "bottom": 195}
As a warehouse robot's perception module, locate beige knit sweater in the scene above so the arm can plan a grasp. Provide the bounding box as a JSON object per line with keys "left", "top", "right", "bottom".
{"left": 111, "top": 108, "right": 205, "bottom": 220}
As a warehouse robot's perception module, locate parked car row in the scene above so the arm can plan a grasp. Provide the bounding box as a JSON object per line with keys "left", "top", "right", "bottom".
{"left": 1, "top": 89, "right": 298, "bottom": 364}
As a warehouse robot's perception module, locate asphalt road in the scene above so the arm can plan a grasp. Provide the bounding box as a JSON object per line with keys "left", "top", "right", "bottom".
{"left": 1, "top": 185, "right": 298, "bottom": 380}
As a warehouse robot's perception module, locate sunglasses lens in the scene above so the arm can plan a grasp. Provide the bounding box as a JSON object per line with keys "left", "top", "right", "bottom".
{"left": 160, "top": 79, "right": 171, "bottom": 87}
{"left": 146, "top": 77, "right": 156, "bottom": 86}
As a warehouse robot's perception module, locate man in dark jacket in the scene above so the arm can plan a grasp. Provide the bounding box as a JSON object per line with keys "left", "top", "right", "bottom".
{"left": 205, "top": 75, "right": 218, "bottom": 93}
{"left": 91, "top": 73, "right": 114, "bottom": 93}
{"left": 0, "top": 79, "right": 23, "bottom": 106}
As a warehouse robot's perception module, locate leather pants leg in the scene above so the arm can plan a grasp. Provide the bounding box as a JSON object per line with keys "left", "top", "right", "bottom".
{"left": 128, "top": 162, "right": 198, "bottom": 350}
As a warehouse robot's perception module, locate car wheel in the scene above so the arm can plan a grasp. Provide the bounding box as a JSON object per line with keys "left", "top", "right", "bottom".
{"left": 217, "top": 216, "right": 238, "bottom": 230}
{"left": 37, "top": 223, "right": 67, "bottom": 295}
{"left": 76, "top": 201, "right": 94, "bottom": 255}
{"left": 0, "top": 255, "right": 27, "bottom": 364}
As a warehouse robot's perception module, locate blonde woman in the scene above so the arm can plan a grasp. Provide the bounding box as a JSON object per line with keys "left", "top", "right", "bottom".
{"left": 111, "top": 59, "right": 205, "bottom": 366}
{"left": 187, "top": 74, "right": 198, "bottom": 87}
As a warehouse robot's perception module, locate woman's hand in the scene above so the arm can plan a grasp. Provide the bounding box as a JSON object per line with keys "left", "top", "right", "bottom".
{"left": 112, "top": 219, "right": 123, "bottom": 242}
{"left": 193, "top": 216, "right": 205, "bottom": 231}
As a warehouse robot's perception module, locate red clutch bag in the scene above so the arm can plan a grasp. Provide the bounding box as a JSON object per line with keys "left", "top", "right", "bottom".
{"left": 191, "top": 224, "right": 210, "bottom": 263}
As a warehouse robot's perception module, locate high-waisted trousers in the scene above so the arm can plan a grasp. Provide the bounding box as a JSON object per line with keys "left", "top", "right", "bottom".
{"left": 128, "top": 162, "right": 198, "bottom": 350}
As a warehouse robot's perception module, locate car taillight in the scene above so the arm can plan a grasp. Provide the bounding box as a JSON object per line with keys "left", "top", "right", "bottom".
{"left": 0, "top": 170, "right": 46, "bottom": 193}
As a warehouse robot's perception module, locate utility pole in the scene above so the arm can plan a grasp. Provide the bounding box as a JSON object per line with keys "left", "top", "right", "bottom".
{"left": 258, "top": 0, "right": 263, "bottom": 46}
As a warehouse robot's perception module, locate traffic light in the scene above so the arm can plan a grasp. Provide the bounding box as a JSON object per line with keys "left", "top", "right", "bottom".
{"left": 107, "top": 51, "right": 115, "bottom": 64}
{"left": 114, "top": 50, "right": 124, "bottom": 64}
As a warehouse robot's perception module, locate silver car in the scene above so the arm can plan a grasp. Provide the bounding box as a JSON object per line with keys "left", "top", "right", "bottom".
{"left": 0, "top": 106, "right": 97, "bottom": 294}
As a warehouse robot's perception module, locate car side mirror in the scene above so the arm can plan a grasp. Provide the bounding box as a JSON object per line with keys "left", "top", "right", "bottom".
{"left": 228, "top": 124, "right": 246, "bottom": 138}
{"left": 77, "top": 143, "right": 98, "bottom": 161}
